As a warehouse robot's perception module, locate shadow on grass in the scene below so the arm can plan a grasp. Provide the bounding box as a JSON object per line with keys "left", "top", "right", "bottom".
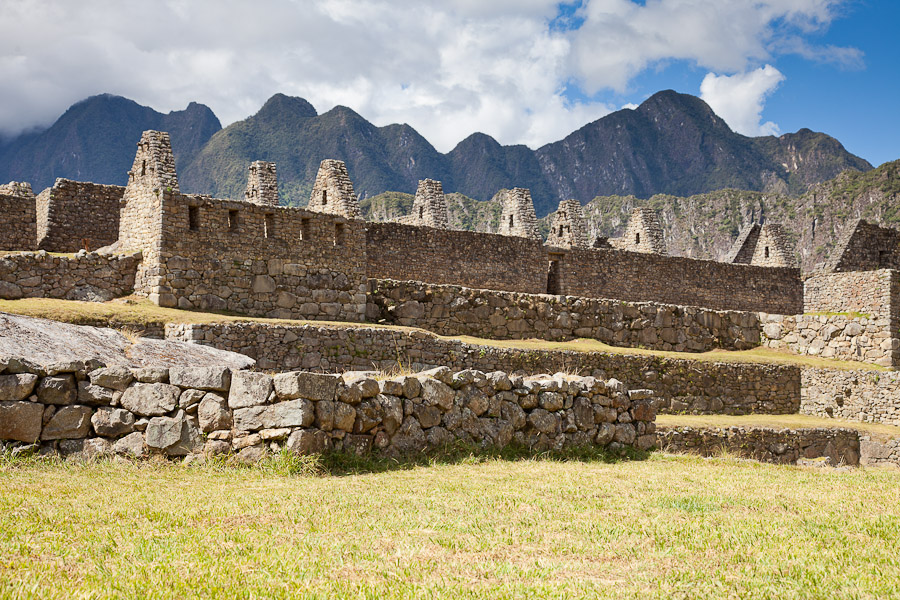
{"left": 0, "top": 441, "right": 652, "bottom": 478}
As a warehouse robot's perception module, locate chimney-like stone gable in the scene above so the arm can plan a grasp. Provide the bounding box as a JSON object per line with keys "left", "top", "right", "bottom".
{"left": 0, "top": 181, "right": 34, "bottom": 198}
{"left": 545, "top": 199, "right": 588, "bottom": 248}
{"left": 611, "top": 207, "right": 666, "bottom": 254}
{"left": 245, "top": 161, "right": 278, "bottom": 206}
{"left": 407, "top": 179, "right": 449, "bottom": 229}
{"left": 497, "top": 188, "right": 540, "bottom": 240}
{"left": 726, "top": 223, "right": 797, "bottom": 268}
{"left": 308, "top": 160, "right": 361, "bottom": 219}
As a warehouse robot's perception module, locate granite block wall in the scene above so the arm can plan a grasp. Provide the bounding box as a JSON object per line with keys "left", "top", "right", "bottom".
{"left": 556, "top": 247, "right": 803, "bottom": 314}
{"left": 0, "top": 361, "right": 656, "bottom": 460}
{"left": 366, "top": 222, "right": 548, "bottom": 294}
{"left": 0, "top": 251, "right": 139, "bottom": 301}
{"left": 367, "top": 279, "right": 761, "bottom": 352}
{"left": 0, "top": 193, "right": 37, "bottom": 251}
{"left": 801, "top": 368, "right": 900, "bottom": 425}
{"left": 35, "top": 179, "right": 124, "bottom": 252}
{"left": 657, "top": 425, "right": 861, "bottom": 465}
{"left": 166, "top": 322, "right": 801, "bottom": 415}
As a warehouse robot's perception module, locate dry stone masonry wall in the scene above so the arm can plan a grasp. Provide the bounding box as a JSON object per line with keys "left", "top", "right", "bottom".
{"left": 0, "top": 251, "right": 140, "bottom": 302}
{"left": 245, "top": 161, "right": 278, "bottom": 206}
{"left": 35, "top": 179, "right": 123, "bottom": 252}
{"left": 0, "top": 360, "right": 657, "bottom": 460}
{"left": 801, "top": 368, "right": 900, "bottom": 425}
{"left": 824, "top": 219, "right": 900, "bottom": 273}
{"left": 367, "top": 279, "right": 761, "bottom": 352}
{"left": 405, "top": 179, "right": 449, "bottom": 228}
{"left": 0, "top": 190, "right": 36, "bottom": 251}
{"left": 545, "top": 199, "right": 588, "bottom": 248}
{"left": 657, "top": 425, "right": 861, "bottom": 465}
{"left": 308, "top": 159, "right": 361, "bottom": 219}
{"left": 610, "top": 208, "right": 666, "bottom": 254}
{"left": 497, "top": 188, "right": 541, "bottom": 240}
{"left": 166, "top": 321, "right": 801, "bottom": 415}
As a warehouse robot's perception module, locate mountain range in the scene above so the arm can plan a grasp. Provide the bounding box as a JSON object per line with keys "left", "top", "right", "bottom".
{"left": 0, "top": 91, "right": 871, "bottom": 217}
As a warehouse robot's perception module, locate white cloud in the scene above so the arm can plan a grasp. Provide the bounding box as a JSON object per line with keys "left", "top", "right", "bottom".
{"left": 0, "top": 0, "right": 859, "bottom": 151}
{"left": 700, "top": 65, "right": 786, "bottom": 136}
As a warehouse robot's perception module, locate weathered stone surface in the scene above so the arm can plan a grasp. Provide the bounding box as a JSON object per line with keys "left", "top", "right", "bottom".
{"left": 285, "top": 429, "right": 331, "bottom": 454}
{"left": 145, "top": 412, "right": 200, "bottom": 456}
{"left": 178, "top": 389, "right": 206, "bottom": 411}
{"left": 120, "top": 383, "right": 180, "bottom": 417}
{"left": 91, "top": 407, "right": 135, "bottom": 437}
{"left": 41, "top": 405, "right": 93, "bottom": 440}
{"left": 77, "top": 381, "right": 115, "bottom": 405}
{"left": 113, "top": 432, "right": 145, "bottom": 457}
{"left": 0, "top": 373, "right": 38, "bottom": 402}
{"left": 59, "top": 437, "right": 112, "bottom": 460}
{"left": 229, "top": 372, "right": 273, "bottom": 408}
{"left": 0, "top": 312, "right": 254, "bottom": 370}
{"left": 133, "top": 367, "right": 169, "bottom": 383}
{"left": 420, "top": 378, "right": 454, "bottom": 410}
{"left": 233, "top": 399, "right": 315, "bottom": 431}
{"left": 274, "top": 371, "right": 340, "bottom": 401}
{"left": 36, "top": 375, "right": 77, "bottom": 405}
{"left": 169, "top": 366, "right": 230, "bottom": 391}
{"left": 0, "top": 401, "right": 44, "bottom": 442}
{"left": 198, "top": 393, "right": 232, "bottom": 433}
{"left": 90, "top": 366, "right": 134, "bottom": 391}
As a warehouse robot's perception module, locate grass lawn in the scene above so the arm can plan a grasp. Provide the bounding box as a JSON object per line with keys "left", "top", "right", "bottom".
{"left": 1, "top": 452, "right": 899, "bottom": 599}
{"left": 0, "top": 298, "right": 884, "bottom": 372}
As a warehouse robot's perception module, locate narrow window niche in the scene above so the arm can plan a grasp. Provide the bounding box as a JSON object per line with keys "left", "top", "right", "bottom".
{"left": 188, "top": 206, "right": 200, "bottom": 231}
{"left": 264, "top": 213, "right": 275, "bottom": 239}
{"left": 334, "top": 223, "right": 345, "bottom": 246}
{"left": 301, "top": 218, "right": 311, "bottom": 241}
{"left": 228, "top": 209, "right": 239, "bottom": 232}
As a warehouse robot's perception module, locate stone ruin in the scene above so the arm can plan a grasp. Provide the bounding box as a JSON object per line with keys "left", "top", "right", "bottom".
{"left": 545, "top": 199, "right": 589, "bottom": 248}
{"left": 308, "top": 159, "right": 361, "bottom": 219}
{"left": 823, "top": 218, "right": 900, "bottom": 273}
{"left": 406, "top": 179, "right": 450, "bottom": 229}
{"left": 726, "top": 223, "right": 797, "bottom": 268}
{"left": 610, "top": 207, "right": 667, "bottom": 254}
{"left": 497, "top": 188, "right": 541, "bottom": 240}
{"left": 0, "top": 181, "right": 34, "bottom": 198}
{"left": 245, "top": 161, "right": 278, "bottom": 206}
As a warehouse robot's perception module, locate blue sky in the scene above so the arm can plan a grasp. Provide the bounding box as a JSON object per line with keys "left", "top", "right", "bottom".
{"left": 0, "top": 0, "right": 896, "bottom": 165}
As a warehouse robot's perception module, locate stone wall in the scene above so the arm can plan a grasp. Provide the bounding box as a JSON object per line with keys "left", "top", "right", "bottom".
{"left": 166, "top": 322, "right": 801, "bottom": 415}
{"left": 824, "top": 219, "right": 900, "bottom": 273}
{"left": 859, "top": 435, "right": 900, "bottom": 468}
{"left": 35, "top": 179, "right": 123, "bottom": 252}
{"left": 367, "top": 279, "right": 760, "bottom": 352}
{"left": 761, "top": 313, "right": 896, "bottom": 367}
{"left": 556, "top": 247, "right": 803, "bottom": 314}
{"left": 657, "top": 425, "right": 861, "bottom": 465}
{"left": 0, "top": 361, "right": 656, "bottom": 460}
{"left": 769, "top": 269, "right": 900, "bottom": 367}
{"left": 366, "top": 222, "right": 548, "bottom": 294}
{"left": 0, "top": 251, "right": 140, "bottom": 301}
{"left": 155, "top": 193, "right": 367, "bottom": 320}
{"left": 0, "top": 192, "right": 36, "bottom": 251}
{"left": 118, "top": 131, "right": 367, "bottom": 322}
{"left": 801, "top": 369, "right": 900, "bottom": 425}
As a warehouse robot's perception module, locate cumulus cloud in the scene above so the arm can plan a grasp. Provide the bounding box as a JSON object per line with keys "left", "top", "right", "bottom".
{"left": 700, "top": 65, "right": 785, "bottom": 136}
{"left": 0, "top": 0, "right": 859, "bottom": 151}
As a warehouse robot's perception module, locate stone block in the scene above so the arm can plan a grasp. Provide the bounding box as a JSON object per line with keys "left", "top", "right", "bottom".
{"left": 0, "top": 401, "right": 44, "bottom": 442}
{"left": 41, "top": 405, "right": 93, "bottom": 440}
{"left": 198, "top": 393, "right": 232, "bottom": 433}
{"left": 229, "top": 372, "right": 273, "bottom": 408}
{"left": 273, "top": 371, "right": 339, "bottom": 401}
{"left": 0, "top": 373, "right": 39, "bottom": 402}
{"left": 169, "top": 366, "right": 231, "bottom": 391}
{"left": 91, "top": 406, "right": 136, "bottom": 437}
{"left": 89, "top": 366, "right": 134, "bottom": 391}
{"left": 120, "top": 383, "right": 180, "bottom": 417}
{"left": 36, "top": 375, "right": 77, "bottom": 405}
{"left": 233, "top": 399, "right": 315, "bottom": 431}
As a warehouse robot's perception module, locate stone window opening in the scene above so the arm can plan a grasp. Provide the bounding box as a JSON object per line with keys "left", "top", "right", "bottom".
{"left": 321, "top": 190, "right": 328, "bottom": 206}
{"left": 334, "top": 223, "right": 345, "bottom": 246}
{"left": 509, "top": 214, "right": 514, "bottom": 228}
{"left": 547, "top": 258, "right": 561, "bottom": 295}
{"left": 264, "top": 213, "right": 274, "bottom": 239}
{"left": 228, "top": 209, "right": 239, "bottom": 232}
{"left": 879, "top": 250, "right": 890, "bottom": 267}
{"left": 141, "top": 160, "right": 146, "bottom": 177}
{"left": 635, "top": 233, "right": 640, "bottom": 245}
{"left": 301, "top": 218, "right": 311, "bottom": 241}
{"left": 419, "top": 206, "right": 424, "bottom": 219}
{"left": 559, "top": 225, "right": 564, "bottom": 236}
{"left": 188, "top": 206, "right": 200, "bottom": 231}
{"left": 764, "top": 246, "right": 770, "bottom": 259}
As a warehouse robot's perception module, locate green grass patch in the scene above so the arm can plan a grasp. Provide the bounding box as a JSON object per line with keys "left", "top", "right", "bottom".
{"left": 1, "top": 453, "right": 899, "bottom": 598}
{"left": 803, "top": 311, "right": 872, "bottom": 320}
